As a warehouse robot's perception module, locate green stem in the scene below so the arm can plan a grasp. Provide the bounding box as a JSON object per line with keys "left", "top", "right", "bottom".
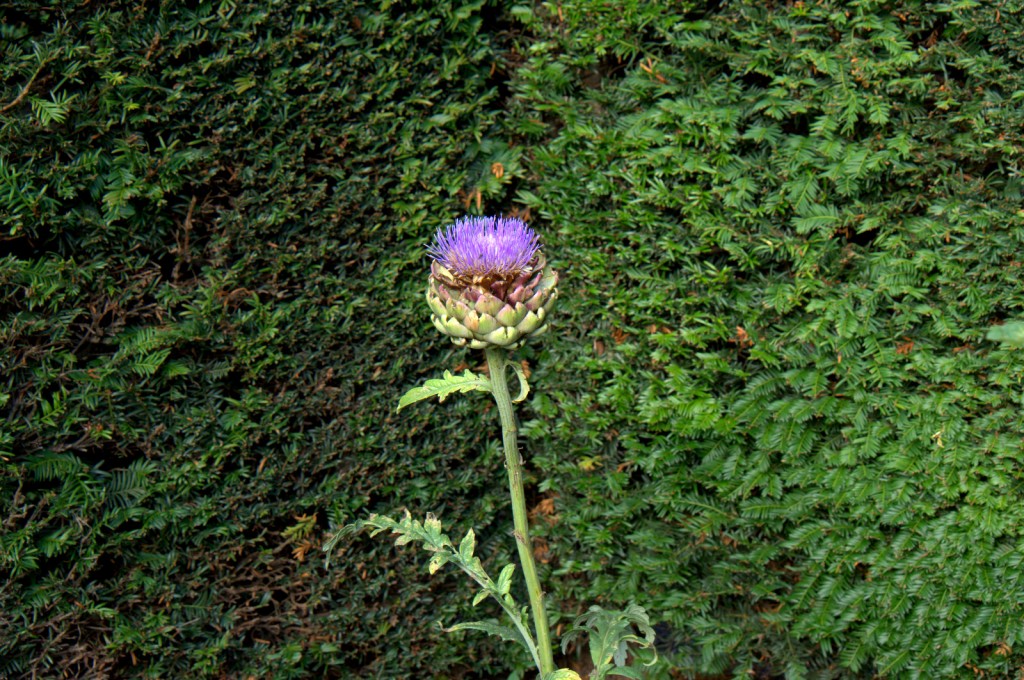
{"left": 485, "top": 347, "right": 555, "bottom": 677}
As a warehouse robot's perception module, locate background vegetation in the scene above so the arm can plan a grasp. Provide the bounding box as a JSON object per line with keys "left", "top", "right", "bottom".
{"left": 2, "top": 0, "right": 1023, "bottom": 678}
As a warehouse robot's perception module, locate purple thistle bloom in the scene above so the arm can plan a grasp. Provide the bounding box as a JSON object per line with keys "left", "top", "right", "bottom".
{"left": 428, "top": 216, "right": 540, "bottom": 282}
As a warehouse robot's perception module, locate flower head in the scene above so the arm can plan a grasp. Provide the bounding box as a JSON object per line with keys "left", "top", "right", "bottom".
{"left": 428, "top": 216, "right": 540, "bottom": 284}
{"left": 425, "top": 215, "right": 558, "bottom": 350}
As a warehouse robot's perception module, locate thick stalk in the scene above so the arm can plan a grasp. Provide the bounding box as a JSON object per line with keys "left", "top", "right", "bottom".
{"left": 485, "top": 347, "right": 555, "bottom": 677}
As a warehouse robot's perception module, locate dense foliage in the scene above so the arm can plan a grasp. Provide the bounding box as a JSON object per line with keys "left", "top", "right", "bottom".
{"left": 2, "top": 1, "right": 520, "bottom": 677}
{"left": 2, "top": 0, "right": 1023, "bottom": 678}
{"left": 513, "top": 1, "right": 1024, "bottom": 677}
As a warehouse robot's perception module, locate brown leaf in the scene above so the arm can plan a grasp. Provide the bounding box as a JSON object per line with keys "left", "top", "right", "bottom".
{"left": 532, "top": 537, "right": 551, "bottom": 563}
{"left": 733, "top": 326, "right": 753, "bottom": 347}
{"left": 532, "top": 496, "right": 557, "bottom": 517}
{"left": 292, "top": 541, "right": 312, "bottom": 562}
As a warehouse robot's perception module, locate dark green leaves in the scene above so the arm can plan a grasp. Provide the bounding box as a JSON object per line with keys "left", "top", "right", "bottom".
{"left": 2, "top": 0, "right": 515, "bottom": 677}
{"left": 511, "top": 0, "right": 1024, "bottom": 677}
{"left": 6, "top": 0, "right": 1024, "bottom": 678}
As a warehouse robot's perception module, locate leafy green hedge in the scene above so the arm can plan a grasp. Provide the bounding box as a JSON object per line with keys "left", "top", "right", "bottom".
{"left": 2, "top": 1, "right": 523, "bottom": 677}
{"left": 510, "top": 1, "right": 1024, "bottom": 678}
{"left": 2, "top": 0, "right": 1023, "bottom": 678}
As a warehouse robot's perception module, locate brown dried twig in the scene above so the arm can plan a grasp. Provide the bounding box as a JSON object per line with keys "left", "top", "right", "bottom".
{"left": 1, "top": 60, "right": 51, "bottom": 116}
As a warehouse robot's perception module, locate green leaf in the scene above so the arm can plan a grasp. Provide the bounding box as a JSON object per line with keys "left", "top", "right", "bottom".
{"left": 423, "top": 513, "right": 443, "bottom": 537}
{"left": 472, "top": 589, "right": 489, "bottom": 606}
{"left": 458, "top": 527, "right": 476, "bottom": 562}
{"left": 986, "top": 321, "right": 1024, "bottom": 347}
{"left": 544, "top": 671, "right": 583, "bottom": 680}
{"left": 509, "top": 360, "right": 530, "bottom": 403}
{"left": 792, "top": 204, "right": 841, "bottom": 235}
{"left": 509, "top": 5, "right": 535, "bottom": 24}
{"left": 496, "top": 563, "right": 515, "bottom": 596}
{"left": 396, "top": 369, "right": 491, "bottom": 411}
{"left": 131, "top": 348, "right": 171, "bottom": 376}
{"left": 328, "top": 511, "right": 455, "bottom": 568}
{"left": 561, "top": 604, "right": 658, "bottom": 679}
{"left": 440, "top": 619, "right": 531, "bottom": 651}
{"left": 428, "top": 552, "right": 449, "bottom": 575}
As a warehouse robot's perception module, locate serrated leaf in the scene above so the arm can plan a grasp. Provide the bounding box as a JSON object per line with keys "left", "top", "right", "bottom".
{"left": 496, "top": 563, "right": 515, "bottom": 596}
{"left": 441, "top": 619, "right": 529, "bottom": 650}
{"left": 459, "top": 528, "right": 476, "bottom": 562}
{"left": 428, "top": 553, "right": 448, "bottom": 575}
{"left": 424, "top": 513, "right": 442, "bottom": 536}
{"left": 564, "top": 604, "right": 658, "bottom": 678}
{"left": 322, "top": 522, "right": 364, "bottom": 567}
{"left": 396, "top": 370, "right": 492, "bottom": 412}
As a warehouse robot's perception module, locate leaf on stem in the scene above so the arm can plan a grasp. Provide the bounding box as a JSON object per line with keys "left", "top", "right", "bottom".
{"left": 508, "top": 360, "right": 530, "bottom": 403}
{"left": 328, "top": 511, "right": 544, "bottom": 672}
{"left": 396, "top": 369, "right": 492, "bottom": 411}
{"left": 441, "top": 619, "right": 530, "bottom": 649}
{"left": 544, "top": 671, "right": 584, "bottom": 680}
{"left": 459, "top": 527, "right": 476, "bottom": 562}
{"left": 560, "top": 603, "right": 658, "bottom": 680}
{"left": 328, "top": 511, "right": 454, "bottom": 565}
{"left": 429, "top": 553, "right": 449, "bottom": 575}
{"left": 322, "top": 521, "right": 370, "bottom": 567}
{"left": 496, "top": 563, "right": 516, "bottom": 597}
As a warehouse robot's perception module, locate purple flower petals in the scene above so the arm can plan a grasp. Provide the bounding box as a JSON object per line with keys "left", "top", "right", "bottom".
{"left": 428, "top": 216, "right": 540, "bottom": 281}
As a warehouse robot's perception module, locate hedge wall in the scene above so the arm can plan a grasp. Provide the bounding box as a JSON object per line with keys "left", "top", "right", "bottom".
{"left": 2, "top": 1, "right": 523, "bottom": 677}
{"left": 511, "top": 1, "right": 1024, "bottom": 678}
{"left": 2, "top": 1, "right": 1023, "bottom": 679}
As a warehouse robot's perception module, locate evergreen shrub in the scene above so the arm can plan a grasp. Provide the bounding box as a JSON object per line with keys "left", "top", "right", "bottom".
{"left": 2, "top": 0, "right": 1023, "bottom": 678}
{"left": 509, "top": 1, "right": 1024, "bottom": 678}
{"left": 2, "top": 1, "right": 524, "bottom": 677}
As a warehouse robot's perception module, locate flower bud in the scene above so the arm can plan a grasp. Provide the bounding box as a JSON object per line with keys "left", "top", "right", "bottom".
{"left": 425, "top": 216, "right": 559, "bottom": 350}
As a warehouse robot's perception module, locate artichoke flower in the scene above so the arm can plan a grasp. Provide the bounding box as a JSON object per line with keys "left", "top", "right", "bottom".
{"left": 426, "top": 216, "right": 558, "bottom": 350}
